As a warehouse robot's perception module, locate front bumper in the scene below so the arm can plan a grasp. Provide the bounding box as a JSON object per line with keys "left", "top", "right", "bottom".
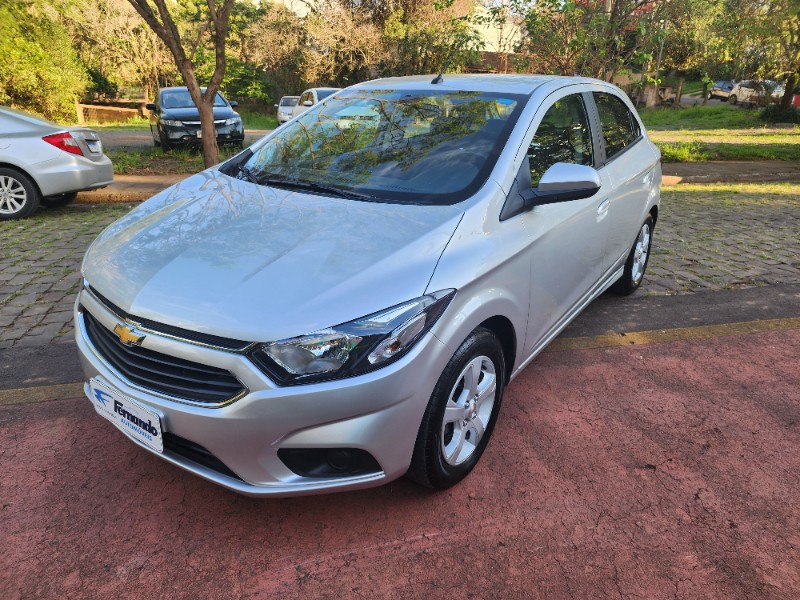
{"left": 74, "top": 288, "right": 452, "bottom": 497}
{"left": 161, "top": 122, "right": 245, "bottom": 145}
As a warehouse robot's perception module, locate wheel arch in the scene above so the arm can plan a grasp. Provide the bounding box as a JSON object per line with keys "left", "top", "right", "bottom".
{"left": 477, "top": 316, "right": 517, "bottom": 384}
{"left": 0, "top": 162, "right": 43, "bottom": 197}
{"left": 649, "top": 204, "right": 658, "bottom": 226}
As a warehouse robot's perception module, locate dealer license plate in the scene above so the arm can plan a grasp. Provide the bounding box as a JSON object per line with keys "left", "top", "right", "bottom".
{"left": 85, "top": 139, "right": 102, "bottom": 154}
{"left": 88, "top": 378, "right": 163, "bottom": 453}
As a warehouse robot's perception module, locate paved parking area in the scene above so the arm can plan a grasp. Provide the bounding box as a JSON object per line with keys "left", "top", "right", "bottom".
{"left": 2, "top": 327, "right": 798, "bottom": 598}
{"left": 1, "top": 182, "right": 798, "bottom": 349}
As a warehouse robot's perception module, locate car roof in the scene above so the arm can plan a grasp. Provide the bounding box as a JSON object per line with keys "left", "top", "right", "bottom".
{"left": 349, "top": 74, "right": 587, "bottom": 95}
{"left": 159, "top": 86, "right": 226, "bottom": 95}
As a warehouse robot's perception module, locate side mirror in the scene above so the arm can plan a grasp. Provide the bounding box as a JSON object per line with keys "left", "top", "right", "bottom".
{"left": 274, "top": 104, "right": 279, "bottom": 109}
{"left": 145, "top": 103, "right": 156, "bottom": 111}
{"left": 230, "top": 101, "right": 238, "bottom": 107}
{"left": 303, "top": 100, "right": 313, "bottom": 107}
{"left": 524, "top": 163, "right": 601, "bottom": 207}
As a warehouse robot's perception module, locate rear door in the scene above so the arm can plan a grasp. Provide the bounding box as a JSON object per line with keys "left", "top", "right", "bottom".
{"left": 589, "top": 91, "right": 659, "bottom": 271}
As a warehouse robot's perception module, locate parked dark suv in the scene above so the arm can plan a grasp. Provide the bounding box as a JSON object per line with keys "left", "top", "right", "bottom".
{"left": 146, "top": 87, "right": 244, "bottom": 150}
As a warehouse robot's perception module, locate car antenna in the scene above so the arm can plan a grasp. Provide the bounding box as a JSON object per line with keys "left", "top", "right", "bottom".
{"left": 431, "top": 40, "right": 464, "bottom": 84}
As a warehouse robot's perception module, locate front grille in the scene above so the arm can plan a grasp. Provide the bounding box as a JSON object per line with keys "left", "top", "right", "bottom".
{"left": 83, "top": 309, "right": 246, "bottom": 405}
{"left": 88, "top": 286, "right": 251, "bottom": 352}
{"left": 163, "top": 432, "right": 242, "bottom": 481}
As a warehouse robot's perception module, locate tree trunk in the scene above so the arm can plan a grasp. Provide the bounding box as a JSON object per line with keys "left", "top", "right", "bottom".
{"left": 198, "top": 99, "right": 220, "bottom": 168}
{"left": 781, "top": 73, "right": 798, "bottom": 110}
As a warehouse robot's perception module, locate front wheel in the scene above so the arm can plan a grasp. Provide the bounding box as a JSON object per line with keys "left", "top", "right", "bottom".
{"left": 610, "top": 215, "right": 654, "bottom": 295}
{"left": 407, "top": 327, "right": 505, "bottom": 490}
{"left": 728, "top": 94, "right": 738, "bottom": 105}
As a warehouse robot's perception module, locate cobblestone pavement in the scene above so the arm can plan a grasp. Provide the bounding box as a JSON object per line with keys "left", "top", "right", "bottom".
{"left": 0, "top": 182, "right": 798, "bottom": 348}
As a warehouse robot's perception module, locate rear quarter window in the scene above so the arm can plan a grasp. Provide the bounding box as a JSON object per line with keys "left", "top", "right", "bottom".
{"left": 593, "top": 92, "right": 640, "bottom": 161}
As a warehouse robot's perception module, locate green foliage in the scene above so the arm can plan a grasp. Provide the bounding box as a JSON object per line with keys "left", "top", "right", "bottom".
{"left": 381, "top": 4, "right": 481, "bottom": 76}
{"left": 0, "top": 2, "right": 88, "bottom": 120}
{"left": 760, "top": 104, "right": 800, "bottom": 124}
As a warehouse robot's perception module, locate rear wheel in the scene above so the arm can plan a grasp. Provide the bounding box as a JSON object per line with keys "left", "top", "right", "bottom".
{"left": 407, "top": 327, "right": 505, "bottom": 490}
{"left": 0, "top": 168, "right": 40, "bottom": 220}
{"left": 610, "top": 215, "right": 654, "bottom": 295}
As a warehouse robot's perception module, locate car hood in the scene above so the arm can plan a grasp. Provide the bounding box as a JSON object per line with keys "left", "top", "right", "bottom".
{"left": 162, "top": 107, "right": 238, "bottom": 121}
{"left": 83, "top": 171, "right": 463, "bottom": 342}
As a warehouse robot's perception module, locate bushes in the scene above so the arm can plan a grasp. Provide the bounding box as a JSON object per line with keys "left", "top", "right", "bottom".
{"left": 0, "top": 2, "right": 88, "bottom": 121}
{"left": 759, "top": 104, "right": 800, "bottom": 124}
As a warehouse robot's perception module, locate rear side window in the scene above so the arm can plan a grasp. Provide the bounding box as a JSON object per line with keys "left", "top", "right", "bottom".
{"left": 593, "top": 92, "right": 640, "bottom": 160}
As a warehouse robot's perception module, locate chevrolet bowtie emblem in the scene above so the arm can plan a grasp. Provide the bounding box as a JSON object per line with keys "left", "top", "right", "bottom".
{"left": 113, "top": 323, "right": 146, "bottom": 347}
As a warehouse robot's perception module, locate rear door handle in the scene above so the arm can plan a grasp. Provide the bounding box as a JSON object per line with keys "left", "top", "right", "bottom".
{"left": 597, "top": 198, "right": 610, "bottom": 215}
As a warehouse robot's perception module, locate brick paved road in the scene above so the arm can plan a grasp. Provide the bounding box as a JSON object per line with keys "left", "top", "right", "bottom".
{"left": 0, "top": 183, "right": 798, "bottom": 348}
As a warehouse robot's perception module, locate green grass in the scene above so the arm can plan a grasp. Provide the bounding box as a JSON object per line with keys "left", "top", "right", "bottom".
{"left": 657, "top": 141, "right": 800, "bottom": 162}
{"left": 89, "top": 116, "right": 150, "bottom": 130}
{"left": 106, "top": 146, "right": 241, "bottom": 175}
{"left": 640, "top": 105, "right": 762, "bottom": 130}
{"left": 238, "top": 109, "right": 276, "bottom": 130}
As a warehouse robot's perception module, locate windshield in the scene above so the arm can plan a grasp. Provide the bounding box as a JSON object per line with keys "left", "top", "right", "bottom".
{"left": 240, "top": 88, "right": 526, "bottom": 205}
{"left": 280, "top": 97, "right": 299, "bottom": 107}
{"left": 161, "top": 89, "right": 227, "bottom": 109}
{"left": 317, "top": 89, "right": 338, "bottom": 101}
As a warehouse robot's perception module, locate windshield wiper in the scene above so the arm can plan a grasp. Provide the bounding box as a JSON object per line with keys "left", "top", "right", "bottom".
{"left": 237, "top": 163, "right": 260, "bottom": 184}
{"left": 260, "top": 176, "right": 376, "bottom": 201}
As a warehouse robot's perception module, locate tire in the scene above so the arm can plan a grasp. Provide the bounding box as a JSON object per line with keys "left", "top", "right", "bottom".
{"left": 41, "top": 191, "right": 78, "bottom": 208}
{"left": 0, "top": 167, "right": 40, "bottom": 220}
{"left": 728, "top": 94, "right": 738, "bottom": 105}
{"left": 159, "top": 130, "right": 172, "bottom": 152}
{"left": 610, "top": 214, "right": 654, "bottom": 295}
{"left": 407, "top": 327, "right": 506, "bottom": 490}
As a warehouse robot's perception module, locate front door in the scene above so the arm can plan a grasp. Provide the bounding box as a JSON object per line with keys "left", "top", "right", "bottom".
{"left": 519, "top": 90, "right": 611, "bottom": 355}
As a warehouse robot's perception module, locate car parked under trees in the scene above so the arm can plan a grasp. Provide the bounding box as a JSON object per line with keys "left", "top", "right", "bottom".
{"left": 76, "top": 75, "right": 661, "bottom": 497}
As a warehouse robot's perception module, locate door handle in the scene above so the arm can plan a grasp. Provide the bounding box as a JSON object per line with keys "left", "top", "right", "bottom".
{"left": 597, "top": 198, "right": 610, "bottom": 215}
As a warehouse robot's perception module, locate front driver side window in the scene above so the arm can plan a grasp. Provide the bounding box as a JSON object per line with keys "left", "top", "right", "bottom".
{"left": 528, "top": 94, "right": 593, "bottom": 186}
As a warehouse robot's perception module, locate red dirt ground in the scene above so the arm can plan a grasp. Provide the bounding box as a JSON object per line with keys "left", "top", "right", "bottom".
{"left": 2, "top": 329, "right": 799, "bottom": 599}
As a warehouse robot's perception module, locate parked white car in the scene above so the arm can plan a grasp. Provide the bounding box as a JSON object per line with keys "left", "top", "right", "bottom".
{"left": 290, "top": 87, "right": 341, "bottom": 119}
{"left": 0, "top": 106, "right": 113, "bottom": 219}
{"left": 728, "top": 80, "right": 783, "bottom": 105}
{"left": 76, "top": 75, "right": 661, "bottom": 497}
{"left": 274, "top": 95, "right": 300, "bottom": 124}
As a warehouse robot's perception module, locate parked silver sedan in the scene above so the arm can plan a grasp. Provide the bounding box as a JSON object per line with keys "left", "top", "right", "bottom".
{"left": 75, "top": 75, "right": 661, "bottom": 497}
{"left": 0, "top": 107, "right": 113, "bottom": 219}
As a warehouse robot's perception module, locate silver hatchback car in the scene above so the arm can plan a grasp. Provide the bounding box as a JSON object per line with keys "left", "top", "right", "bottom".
{"left": 75, "top": 75, "right": 660, "bottom": 497}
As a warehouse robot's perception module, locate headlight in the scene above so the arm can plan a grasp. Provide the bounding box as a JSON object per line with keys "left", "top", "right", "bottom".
{"left": 224, "top": 116, "right": 242, "bottom": 126}
{"left": 162, "top": 119, "right": 182, "bottom": 127}
{"left": 250, "top": 289, "right": 455, "bottom": 385}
